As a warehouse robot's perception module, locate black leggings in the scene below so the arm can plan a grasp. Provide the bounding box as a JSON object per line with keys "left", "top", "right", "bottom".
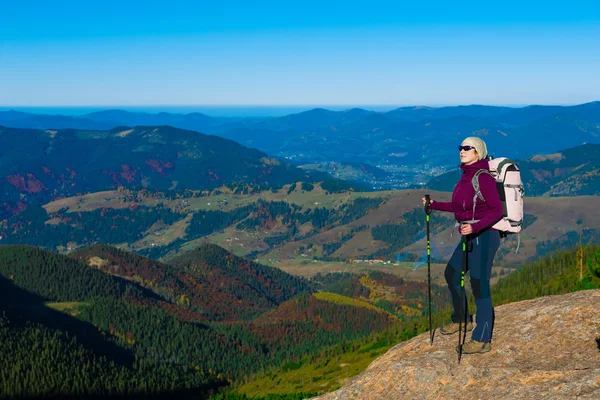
{"left": 444, "top": 229, "right": 500, "bottom": 342}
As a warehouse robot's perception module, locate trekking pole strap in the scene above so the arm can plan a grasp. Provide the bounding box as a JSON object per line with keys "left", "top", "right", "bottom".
{"left": 454, "top": 219, "right": 480, "bottom": 228}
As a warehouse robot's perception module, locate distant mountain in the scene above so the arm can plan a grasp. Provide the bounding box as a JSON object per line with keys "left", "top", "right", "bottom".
{"left": 0, "top": 111, "right": 111, "bottom": 130}
{"left": 1, "top": 102, "right": 599, "bottom": 189}
{"left": 384, "top": 104, "right": 515, "bottom": 122}
{"left": 124, "top": 102, "right": 600, "bottom": 175}
{"left": 0, "top": 109, "right": 229, "bottom": 132}
{"left": 426, "top": 143, "right": 600, "bottom": 196}
{"left": 205, "top": 108, "right": 380, "bottom": 160}
{"left": 0, "top": 110, "right": 37, "bottom": 121}
{"left": 0, "top": 125, "right": 358, "bottom": 209}
{"left": 494, "top": 102, "right": 600, "bottom": 126}
{"left": 258, "top": 107, "right": 376, "bottom": 131}
{"left": 84, "top": 109, "right": 232, "bottom": 134}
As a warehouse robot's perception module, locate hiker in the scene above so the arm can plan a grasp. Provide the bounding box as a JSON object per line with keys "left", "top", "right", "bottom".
{"left": 422, "top": 137, "right": 503, "bottom": 354}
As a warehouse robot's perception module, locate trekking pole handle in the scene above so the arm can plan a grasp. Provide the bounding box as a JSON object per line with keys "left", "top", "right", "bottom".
{"left": 424, "top": 194, "right": 432, "bottom": 215}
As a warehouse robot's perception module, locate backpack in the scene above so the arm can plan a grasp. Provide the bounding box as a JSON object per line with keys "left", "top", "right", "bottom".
{"left": 472, "top": 157, "right": 524, "bottom": 251}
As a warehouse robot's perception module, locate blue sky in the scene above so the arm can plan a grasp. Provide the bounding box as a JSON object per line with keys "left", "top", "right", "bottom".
{"left": 1, "top": 1, "right": 599, "bottom": 107}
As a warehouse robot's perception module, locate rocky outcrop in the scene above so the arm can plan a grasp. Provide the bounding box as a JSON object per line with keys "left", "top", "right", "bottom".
{"left": 313, "top": 289, "right": 600, "bottom": 399}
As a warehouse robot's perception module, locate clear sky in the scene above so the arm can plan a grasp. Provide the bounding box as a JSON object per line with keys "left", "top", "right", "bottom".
{"left": 1, "top": 0, "right": 599, "bottom": 107}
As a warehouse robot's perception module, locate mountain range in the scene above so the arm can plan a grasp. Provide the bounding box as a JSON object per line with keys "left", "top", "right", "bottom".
{"left": 2, "top": 102, "right": 599, "bottom": 188}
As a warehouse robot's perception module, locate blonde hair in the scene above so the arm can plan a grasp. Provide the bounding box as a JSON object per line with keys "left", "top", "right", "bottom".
{"left": 462, "top": 137, "right": 488, "bottom": 160}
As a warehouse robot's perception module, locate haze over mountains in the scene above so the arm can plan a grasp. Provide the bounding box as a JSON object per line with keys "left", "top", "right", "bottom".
{"left": 2, "top": 102, "right": 599, "bottom": 188}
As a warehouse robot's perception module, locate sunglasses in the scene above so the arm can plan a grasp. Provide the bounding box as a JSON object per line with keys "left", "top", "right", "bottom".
{"left": 458, "top": 145, "right": 475, "bottom": 152}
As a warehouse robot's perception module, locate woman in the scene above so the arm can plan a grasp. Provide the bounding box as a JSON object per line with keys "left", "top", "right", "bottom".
{"left": 423, "top": 136, "right": 503, "bottom": 355}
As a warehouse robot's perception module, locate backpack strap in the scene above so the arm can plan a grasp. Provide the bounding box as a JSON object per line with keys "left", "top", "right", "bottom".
{"left": 472, "top": 169, "right": 493, "bottom": 202}
{"left": 471, "top": 169, "right": 493, "bottom": 221}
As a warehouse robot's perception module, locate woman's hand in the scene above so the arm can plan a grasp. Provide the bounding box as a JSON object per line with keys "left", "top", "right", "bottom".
{"left": 422, "top": 197, "right": 434, "bottom": 206}
{"left": 460, "top": 224, "right": 473, "bottom": 235}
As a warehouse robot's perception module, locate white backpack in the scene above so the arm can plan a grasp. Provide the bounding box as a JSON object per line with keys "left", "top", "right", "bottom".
{"left": 472, "top": 157, "right": 524, "bottom": 251}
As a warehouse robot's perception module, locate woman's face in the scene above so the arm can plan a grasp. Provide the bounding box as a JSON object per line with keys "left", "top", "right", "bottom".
{"left": 459, "top": 143, "right": 479, "bottom": 165}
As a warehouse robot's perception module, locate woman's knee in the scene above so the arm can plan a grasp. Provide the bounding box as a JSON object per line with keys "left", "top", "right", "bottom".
{"left": 471, "top": 278, "right": 491, "bottom": 299}
{"left": 445, "top": 264, "right": 460, "bottom": 286}
{"left": 444, "top": 264, "right": 453, "bottom": 283}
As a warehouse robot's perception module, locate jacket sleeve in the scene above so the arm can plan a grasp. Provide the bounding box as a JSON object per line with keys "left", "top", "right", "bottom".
{"left": 471, "top": 173, "right": 504, "bottom": 233}
{"left": 430, "top": 200, "right": 453, "bottom": 212}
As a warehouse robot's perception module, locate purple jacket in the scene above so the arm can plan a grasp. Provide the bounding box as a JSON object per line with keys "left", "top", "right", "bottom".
{"left": 431, "top": 158, "right": 503, "bottom": 234}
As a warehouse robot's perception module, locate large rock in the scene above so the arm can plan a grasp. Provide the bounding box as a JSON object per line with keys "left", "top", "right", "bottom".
{"left": 313, "top": 289, "right": 600, "bottom": 399}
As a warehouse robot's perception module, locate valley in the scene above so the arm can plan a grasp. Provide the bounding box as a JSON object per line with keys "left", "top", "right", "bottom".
{"left": 3, "top": 182, "right": 596, "bottom": 286}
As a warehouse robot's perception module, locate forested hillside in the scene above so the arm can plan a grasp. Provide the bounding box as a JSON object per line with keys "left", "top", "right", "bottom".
{"left": 0, "top": 243, "right": 432, "bottom": 398}
{"left": 0, "top": 250, "right": 224, "bottom": 398}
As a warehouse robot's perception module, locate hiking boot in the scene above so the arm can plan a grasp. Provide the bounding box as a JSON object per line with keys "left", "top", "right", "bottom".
{"left": 457, "top": 339, "right": 492, "bottom": 354}
{"left": 439, "top": 321, "right": 473, "bottom": 335}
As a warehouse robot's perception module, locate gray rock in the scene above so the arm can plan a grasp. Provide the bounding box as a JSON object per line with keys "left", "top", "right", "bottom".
{"left": 312, "top": 289, "right": 600, "bottom": 400}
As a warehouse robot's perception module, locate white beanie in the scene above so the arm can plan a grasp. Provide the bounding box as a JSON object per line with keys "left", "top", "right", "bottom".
{"left": 462, "top": 136, "right": 488, "bottom": 160}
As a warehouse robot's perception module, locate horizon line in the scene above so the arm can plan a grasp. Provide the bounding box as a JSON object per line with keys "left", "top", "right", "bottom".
{"left": 1, "top": 101, "right": 599, "bottom": 109}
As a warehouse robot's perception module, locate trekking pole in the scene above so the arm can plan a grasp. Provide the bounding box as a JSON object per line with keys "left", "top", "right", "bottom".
{"left": 458, "top": 232, "right": 468, "bottom": 363}
{"left": 424, "top": 194, "right": 433, "bottom": 344}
